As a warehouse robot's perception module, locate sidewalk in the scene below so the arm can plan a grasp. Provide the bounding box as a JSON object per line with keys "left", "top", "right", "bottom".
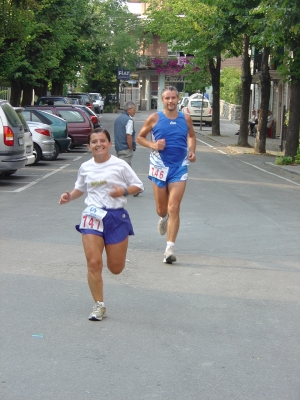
{"left": 193, "top": 118, "right": 300, "bottom": 176}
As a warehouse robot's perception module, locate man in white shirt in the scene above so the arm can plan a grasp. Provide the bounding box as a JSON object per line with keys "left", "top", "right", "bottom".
{"left": 114, "top": 101, "right": 136, "bottom": 166}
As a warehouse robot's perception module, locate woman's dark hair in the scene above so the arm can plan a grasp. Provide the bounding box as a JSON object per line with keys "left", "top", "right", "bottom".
{"left": 88, "top": 128, "right": 111, "bottom": 144}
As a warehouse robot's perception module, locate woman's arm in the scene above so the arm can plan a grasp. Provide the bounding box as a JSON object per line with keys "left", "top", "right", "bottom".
{"left": 59, "top": 189, "right": 84, "bottom": 205}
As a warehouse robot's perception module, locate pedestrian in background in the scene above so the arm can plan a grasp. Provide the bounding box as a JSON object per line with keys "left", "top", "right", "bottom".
{"left": 137, "top": 86, "right": 196, "bottom": 264}
{"left": 114, "top": 101, "right": 137, "bottom": 166}
{"left": 59, "top": 128, "right": 144, "bottom": 321}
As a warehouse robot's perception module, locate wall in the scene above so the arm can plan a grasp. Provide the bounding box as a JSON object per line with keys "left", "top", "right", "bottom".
{"left": 220, "top": 100, "right": 241, "bottom": 124}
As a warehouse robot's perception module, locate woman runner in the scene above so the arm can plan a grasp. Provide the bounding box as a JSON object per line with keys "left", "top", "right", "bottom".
{"left": 59, "top": 128, "right": 144, "bottom": 321}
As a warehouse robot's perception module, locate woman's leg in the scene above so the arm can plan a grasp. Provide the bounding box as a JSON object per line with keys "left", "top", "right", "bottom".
{"left": 105, "top": 237, "right": 129, "bottom": 275}
{"left": 82, "top": 234, "right": 105, "bottom": 302}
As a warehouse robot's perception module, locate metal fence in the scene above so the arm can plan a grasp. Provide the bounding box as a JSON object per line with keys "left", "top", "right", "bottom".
{"left": 0, "top": 87, "right": 11, "bottom": 102}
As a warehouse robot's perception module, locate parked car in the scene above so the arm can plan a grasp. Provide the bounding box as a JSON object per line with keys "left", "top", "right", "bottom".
{"left": 27, "top": 121, "right": 56, "bottom": 164}
{"left": 182, "top": 98, "right": 212, "bottom": 126}
{"left": 74, "top": 105, "right": 102, "bottom": 128}
{"left": 36, "top": 96, "right": 73, "bottom": 106}
{"left": 24, "top": 105, "right": 93, "bottom": 148}
{"left": 178, "top": 96, "right": 189, "bottom": 111}
{"left": 65, "top": 93, "right": 93, "bottom": 109}
{"left": 89, "top": 93, "right": 104, "bottom": 114}
{"left": 22, "top": 108, "right": 71, "bottom": 157}
{"left": 14, "top": 108, "right": 35, "bottom": 166}
{"left": 0, "top": 99, "right": 27, "bottom": 177}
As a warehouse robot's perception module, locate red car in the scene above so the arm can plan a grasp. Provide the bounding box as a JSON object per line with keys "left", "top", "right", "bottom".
{"left": 24, "top": 105, "right": 94, "bottom": 148}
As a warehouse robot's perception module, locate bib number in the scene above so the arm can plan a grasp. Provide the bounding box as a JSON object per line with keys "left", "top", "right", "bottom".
{"left": 149, "top": 165, "right": 169, "bottom": 181}
{"left": 79, "top": 205, "right": 107, "bottom": 232}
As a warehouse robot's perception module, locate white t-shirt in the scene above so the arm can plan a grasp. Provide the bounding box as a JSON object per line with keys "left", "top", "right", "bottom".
{"left": 75, "top": 155, "right": 144, "bottom": 208}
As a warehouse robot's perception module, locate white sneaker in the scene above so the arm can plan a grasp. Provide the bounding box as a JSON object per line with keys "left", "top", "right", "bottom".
{"left": 89, "top": 301, "right": 106, "bottom": 321}
{"left": 158, "top": 214, "right": 169, "bottom": 235}
{"left": 163, "top": 247, "right": 176, "bottom": 264}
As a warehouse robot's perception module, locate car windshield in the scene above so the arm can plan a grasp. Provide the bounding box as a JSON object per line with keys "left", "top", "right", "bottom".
{"left": 90, "top": 94, "right": 100, "bottom": 100}
{"left": 191, "top": 101, "right": 208, "bottom": 108}
{"left": 57, "top": 110, "right": 85, "bottom": 122}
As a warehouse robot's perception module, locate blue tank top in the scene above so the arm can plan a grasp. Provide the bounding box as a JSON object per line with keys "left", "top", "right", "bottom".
{"left": 151, "top": 111, "right": 188, "bottom": 167}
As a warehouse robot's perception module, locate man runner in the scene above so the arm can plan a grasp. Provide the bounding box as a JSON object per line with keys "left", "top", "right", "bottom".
{"left": 137, "top": 86, "right": 196, "bottom": 263}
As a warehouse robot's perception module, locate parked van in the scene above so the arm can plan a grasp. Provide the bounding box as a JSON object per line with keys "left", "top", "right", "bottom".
{"left": 0, "top": 100, "right": 27, "bottom": 177}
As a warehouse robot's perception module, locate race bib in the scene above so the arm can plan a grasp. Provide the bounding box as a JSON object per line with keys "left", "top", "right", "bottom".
{"left": 149, "top": 164, "right": 169, "bottom": 181}
{"left": 79, "top": 205, "right": 107, "bottom": 232}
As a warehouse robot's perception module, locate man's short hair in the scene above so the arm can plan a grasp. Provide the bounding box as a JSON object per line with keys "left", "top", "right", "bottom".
{"left": 161, "top": 86, "right": 179, "bottom": 98}
{"left": 124, "top": 101, "right": 136, "bottom": 110}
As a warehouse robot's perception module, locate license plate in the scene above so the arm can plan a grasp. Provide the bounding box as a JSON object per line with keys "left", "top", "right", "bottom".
{"left": 18, "top": 138, "right": 24, "bottom": 145}
{"left": 194, "top": 110, "right": 202, "bottom": 114}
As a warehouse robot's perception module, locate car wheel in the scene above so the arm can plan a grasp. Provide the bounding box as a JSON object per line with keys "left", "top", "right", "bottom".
{"left": 33, "top": 143, "right": 42, "bottom": 165}
{"left": 42, "top": 142, "right": 60, "bottom": 161}
{"left": 4, "top": 170, "right": 17, "bottom": 176}
{"left": 207, "top": 122, "right": 212, "bottom": 127}
{"left": 69, "top": 137, "right": 76, "bottom": 149}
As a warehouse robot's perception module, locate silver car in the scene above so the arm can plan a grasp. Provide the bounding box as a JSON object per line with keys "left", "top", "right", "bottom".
{"left": 27, "top": 121, "right": 55, "bottom": 165}
{"left": 14, "top": 107, "right": 35, "bottom": 166}
{"left": 0, "top": 99, "right": 27, "bottom": 177}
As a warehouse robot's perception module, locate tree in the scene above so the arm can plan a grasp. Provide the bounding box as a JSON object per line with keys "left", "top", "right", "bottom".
{"left": 252, "top": 0, "right": 300, "bottom": 158}
{"left": 145, "top": 0, "right": 245, "bottom": 136}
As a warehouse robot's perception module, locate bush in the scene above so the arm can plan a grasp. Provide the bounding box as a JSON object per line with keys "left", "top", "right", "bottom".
{"left": 275, "top": 156, "right": 293, "bottom": 165}
{"left": 220, "top": 67, "right": 242, "bottom": 105}
{"left": 104, "top": 105, "right": 115, "bottom": 113}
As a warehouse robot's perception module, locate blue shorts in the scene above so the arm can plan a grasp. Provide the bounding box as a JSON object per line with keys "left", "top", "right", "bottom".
{"left": 149, "top": 165, "right": 188, "bottom": 188}
{"left": 76, "top": 208, "right": 134, "bottom": 245}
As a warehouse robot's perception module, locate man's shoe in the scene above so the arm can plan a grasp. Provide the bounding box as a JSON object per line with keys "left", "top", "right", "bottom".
{"left": 158, "top": 214, "right": 169, "bottom": 235}
{"left": 163, "top": 247, "right": 176, "bottom": 264}
{"left": 89, "top": 301, "right": 106, "bottom": 321}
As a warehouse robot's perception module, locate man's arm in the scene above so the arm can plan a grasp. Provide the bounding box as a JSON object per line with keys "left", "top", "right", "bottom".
{"left": 184, "top": 114, "right": 196, "bottom": 162}
{"left": 137, "top": 113, "right": 166, "bottom": 151}
{"left": 126, "top": 134, "right": 133, "bottom": 151}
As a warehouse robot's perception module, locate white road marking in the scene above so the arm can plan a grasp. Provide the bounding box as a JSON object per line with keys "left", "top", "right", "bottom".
{"left": 13, "top": 164, "right": 70, "bottom": 193}
{"left": 196, "top": 137, "right": 300, "bottom": 187}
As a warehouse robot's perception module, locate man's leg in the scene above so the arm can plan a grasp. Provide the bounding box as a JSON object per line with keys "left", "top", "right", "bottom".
{"left": 117, "top": 149, "right": 133, "bottom": 166}
{"left": 166, "top": 181, "right": 186, "bottom": 242}
{"left": 152, "top": 180, "right": 186, "bottom": 263}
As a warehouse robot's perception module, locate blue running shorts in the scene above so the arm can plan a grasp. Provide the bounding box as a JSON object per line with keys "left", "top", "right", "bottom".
{"left": 76, "top": 208, "right": 134, "bottom": 244}
{"left": 150, "top": 165, "right": 188, "bottom": 188}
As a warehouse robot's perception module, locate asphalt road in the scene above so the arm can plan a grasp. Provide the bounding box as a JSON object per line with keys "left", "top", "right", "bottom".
{"left": 1, "top": 111, "right": 300, "bottom": 400}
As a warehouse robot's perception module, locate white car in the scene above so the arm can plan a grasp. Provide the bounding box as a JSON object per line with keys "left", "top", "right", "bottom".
{"left": 27, "top": 121, "right": 56, "bottom": 164}
{"left": 182, "top": 97, "right": 212, "bottom": 126}
{"left": 89, "top": 93, "right": 104, "bottom": 114}
{"left": 14, "top": 107, "right": 35, "bottom": 166}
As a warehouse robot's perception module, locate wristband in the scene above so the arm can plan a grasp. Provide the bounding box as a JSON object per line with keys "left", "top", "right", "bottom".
{"left": 123, "top": 188, "right": 129, "bottom": 197}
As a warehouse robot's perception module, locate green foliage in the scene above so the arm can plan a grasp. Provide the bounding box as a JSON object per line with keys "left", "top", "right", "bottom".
{"left": 275, "top": 156, "right": 293, "bottom": 165}
{"left": 0, "top": 0, "right": 148, "bottom": 97}
{"left": 104, "top": 105, "right": 117, "bottom": 113}
{"left": 294, "top": 153, "right": 300, "bottom": 164}
{"left": 220, "top": 67, "right": 242, "bottom": 105}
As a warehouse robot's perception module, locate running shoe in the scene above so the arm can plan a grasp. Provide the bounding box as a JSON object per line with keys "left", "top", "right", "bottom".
{"left": 158, "top": 214, "right": 169, "bottom": 235}
{"left": 163, "top": 247, "right": 177, "bottom": 264}
{"left": 89, "top": 301, "right": 106, "bottom": 321}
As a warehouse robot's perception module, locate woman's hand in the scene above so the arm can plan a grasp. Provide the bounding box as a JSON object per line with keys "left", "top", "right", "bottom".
{"left": 109, "top": 185, "right": 126, "bottom": 198}
{"left": 59, "top": 191, "right": 72, "bottom": 204}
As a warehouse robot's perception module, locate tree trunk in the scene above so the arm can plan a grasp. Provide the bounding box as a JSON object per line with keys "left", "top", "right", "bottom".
{"left": 238, "top": 35, "right": 251, "bottom": 147}
{"left": 34, "top": 81, "right": 48, "bottom": 99}
{"left": 51, "top": 81, "right": 64, "bottom": 95}
{"left": 209, "top": 55, "right": 221, "bottom": 136}
{"left": 254, "top": 46, "right": 270, "bottom": 154}
{"left": 9, "top": 81, "right": 22, "bottom": 106}
{"left": 285, "top": 78, "right": 300, "bottom": 158}
{"left": 21, "top": 83, "right": 34, "bottom": 106}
